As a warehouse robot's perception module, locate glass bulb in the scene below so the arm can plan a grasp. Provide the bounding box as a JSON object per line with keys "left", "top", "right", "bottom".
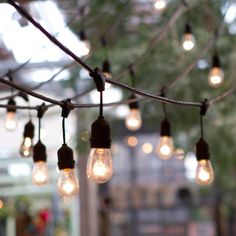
{"left": 5, "top": 111, "right": 18, "bottom": 131}
{"left": 87, "top": 148, "right": 113, "bottom": 184}
{"left": 154, "top": 0, "right": 167, "bottom": 10}
{"left": 20, "top": 137, "right": 33, "bottom": 158}
{"left": 156, "top": 136, "right": 174, "bottom": 160}
{"left": 125, "top": 108, "right": 142, "bottom": 131}
{"left": 58, "top": 168, "right": 79, "bottom": 198}
{"left": 80, "top": 40, "right": 91, "bottom": 56}
{"left": 208, "top": 67, "right": 224, "bottom": 88}
{"left": 32, "top": 161, "right": 49, "bottom": 186}
{"left": 195, "top": 159, "right": 214, "bottom": 185}
{"left": 182, "top": 33, "right": 195, "bottom": 51}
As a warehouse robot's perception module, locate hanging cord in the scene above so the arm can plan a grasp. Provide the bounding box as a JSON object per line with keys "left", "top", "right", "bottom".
{"left": 61, "top": 99, "right": 74, "bottom": 145}
{"left": 129, "top": 65, "right": 136, "bottom": 88}
{"left": 62, "top": 117, "right": 66, "bottom": 145}
{"left": 101, "top": 35, "right": 109, "bottom": 60}
{"left": 161, "top": 87, "right": 168, "bottom": 118}
{"left": 100, "top": 91, "right": 103, "bottom": 117}
{"left": 200, "top": 99, "right": 209, "bottom": 138}
{"left": 37, "top": 103, "right": 47, "bottom": 142}
{"left": 8, "top": 71, "right": 14, "bottom": 95}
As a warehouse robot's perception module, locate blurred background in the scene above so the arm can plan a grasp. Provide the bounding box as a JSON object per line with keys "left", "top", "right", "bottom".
{"left": 0, "top": 0, "right": 235, "bottom": 235}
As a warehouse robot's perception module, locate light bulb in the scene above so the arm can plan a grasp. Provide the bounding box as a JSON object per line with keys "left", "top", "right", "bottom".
{"left": 5, "top": 111, "right": 18, "bottom": 131}
{"left": 80, "top": 40, "right": 91, "bottom": 56}
{"left": 20, "top": 137, "right": 33, "bottom": 158}
{"left": 208, "top": 67, "right": 224, "bottom": 88}
{"left": 156, "top": 136, "right": 174, "bottom": 159}
{"left": 154, "top": 0, "right": 167, "bottom": 10}
{"left": 182, "top": 33, "right": 195, "bottom": 51}
{"left": 58, "top": 168, "right": 79, "bottom": 198}
{"left": 87, "top": 148, "right": 113, "bottom": 184}
{"left": 32, "top": 161, "right": 49, "bottom": 185}
{"left": 125, "top": 108, "right": 142, "bottom": 131}
{"left": 195, "top": 159, "right": 214, "bottom": 185}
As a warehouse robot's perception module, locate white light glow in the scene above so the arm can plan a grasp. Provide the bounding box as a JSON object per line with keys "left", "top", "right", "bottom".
{"left": 89, "top": 87, "right": 123, "bottom": 104}
{"left": 184, "top": 152, "right": 197, "bottom": 180}
{"left": 224, "top": 3, "right": 236, "bottom": 23}
{"left": 8, "top": 163, "right": 31, "bottom": 177}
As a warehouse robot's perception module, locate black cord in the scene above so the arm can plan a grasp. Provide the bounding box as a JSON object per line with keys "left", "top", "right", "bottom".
{"left": 38, "top": 117, "right": 41, "bottom": 141}
{"left": 162, "top": 103, "right": 168, "bottom": 118}
{"left": 62, "top": 117, "right": 66, "bottom": 145}
{"left": 100, "top": 91, "right": 103, "bottom": 117}
{"left": 200, "top": 115, "right": 204, "bottom": 138}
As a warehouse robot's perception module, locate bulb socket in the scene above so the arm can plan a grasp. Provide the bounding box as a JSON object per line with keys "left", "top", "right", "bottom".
{"left": 90, "top": 116, "right": 111, "bottom": 148}
{"left": 7, "top": 99, "right": 16, "bottom": 112}
{"left": 185, "top": 23, "right": 192, "bottom": 34}
{"left": 212, "top": 54, "right": 221, "bottom": 68}
{"left": 102, "top": 59, "right": 111, "bottom": 75}
{"left": 57, "top": 144, "right": 75, "bottom": 170}
{"left": 79, "top": 30, "right": 87, "bottom": 41}
{"left": 196, "top": 137, "right": 210, "bottom": 161}
{"left": 129, "top": 94, "right": 139, "bottom": 109}
{"left": 33, "top": 141, "right": 47, "bottom": 162}
{"left": 160, "top": 118, "right": 171, "bottom": 136}
{"left": 23, "top": 120, "right": 35, "bottom": 139}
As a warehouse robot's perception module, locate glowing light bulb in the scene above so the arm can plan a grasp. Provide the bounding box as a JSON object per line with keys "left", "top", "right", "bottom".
{"left": 32, "top": 161, "right": 49, "bottom": 185}
{"left": 87, "top": 148, "right": 113, "bottom": 184}
{"left": 195, "top": 159, "right": 214, "bottom": 185}
{"left": 20, "top": 137, "right": 33, "bottom": 158}
{"left": 208, "top": 67, "right": 224, "bottom": 88}
{"left": 182, "top": 33, "right": 195, "bottom": 51}
{"left": 125, "top": 108, "right": 142, "bottom": 131}
{"left": 5, "top": 111, "right": 18, "bottom": 131}
{"left": 58, "top": 168, "right": 79, "bottom": 198}
{"left": 154, "top": 0, "right": 167, "bottom": 10}
{"left": 156, "top": 136, "right": 174, "bottom": 159}
{"left": 20, "top": 120, "right": 34, "bottom": 158}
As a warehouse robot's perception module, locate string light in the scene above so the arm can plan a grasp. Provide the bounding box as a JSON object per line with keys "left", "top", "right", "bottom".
{"left": 195, "top": 101, "right": 214, "bottom": 186}
{"left": 174, "top": 148, "right": 185, "bottom": 160}
{"left": 182, "top": 23, "right": 196, "bottom": 51}
{"left": 87, "top": 71, "right": 113, "bottom": 184}
{"left": 32, "top": 104, "right": 49, "bottom": 186}
{"left": 4, "top": 98, "right": 18, "bottom": 131}
{"left": 154, "top": 0, "right": 167, "bottom": 11}
{"left": 156, "top": 118, "right": 174, "bottom": 160}
{"left": 79, "top": 30, "right": 91, "bottom": 56}
{"left": 125, "top": 94, "right": 142, "bottom": 131}
{"left": 20, "top": 120, "right": 35, "bottom": 158}
{"left": 208, "top": 53, "right": 224, "bottom": 88}
{"left": 57, "top": 100, "right": 79, "bottom": 198}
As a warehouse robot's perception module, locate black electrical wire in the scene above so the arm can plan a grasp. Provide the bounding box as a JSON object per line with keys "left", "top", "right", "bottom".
{"left": 62, "top": 117, "right": 66, "bottom": 145}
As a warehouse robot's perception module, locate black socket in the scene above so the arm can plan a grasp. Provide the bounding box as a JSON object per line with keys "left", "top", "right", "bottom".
{"left": 196, "top": 137, "right": 210, "bottom": 161}
{"left": 90, "top": 116, "right": 111, "bottom": 148}
{"left": 79, "top": 30, "right": 87, "bottom": 41}
{"left": 160, "top": 118, "right": 171, "bottom": 136}
{"left": 212, "top": 54, "right": 221, "bottom": 68}
{"left": 102, "top": 59, "right": 111, "bottom": 75}
{"left": 23, "top": 120, "right": 35, "bottom": 139}
{"left": 129, "top": 94, "right": 139, "bottom": 109}
{"left": 7, "top": 99, "right": 16, "bottom": 112}
{"left": 57, "top": 144, "right": 75, "bottom": 170}
{"left": 33, "top": 141, "right": 47, "bottom": 162}
{"left": 185, "top": 23, "right": 192, "bottom": 34}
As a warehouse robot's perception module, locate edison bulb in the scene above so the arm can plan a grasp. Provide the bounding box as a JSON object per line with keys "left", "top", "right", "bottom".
{"left": 20, "top": 137, "right": 33, "bottom": 158}
{"left": 5, "top": 111, "right": 18, "bottom": 131}
{"left": 32, "top": 161, "right": 49, "bottom": 185}
{"left": 208, "top": 67, "right": 224, "bottom": 88}
{"left": 195, "top": 160, "right": 214, "bottom": 185}
{"left": 58, "top": 168, "right": 79, "bottom": 198}
{"left": 154, "top": 0, "right": 167, "bottom": 10}
{"left": 156, "top": 136, "right": 174, "bottom": 160}
{"left": 87, "top": 148, "right": 113, "bottom": 184}
{"left": 125, "top": 108, "right": 142, "bottom": 131}
{"left": 182, "top": 33, "right": 195, "bottom": 51}
{"left": 80, "top": 40, "right": 91, "bottom": 56}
